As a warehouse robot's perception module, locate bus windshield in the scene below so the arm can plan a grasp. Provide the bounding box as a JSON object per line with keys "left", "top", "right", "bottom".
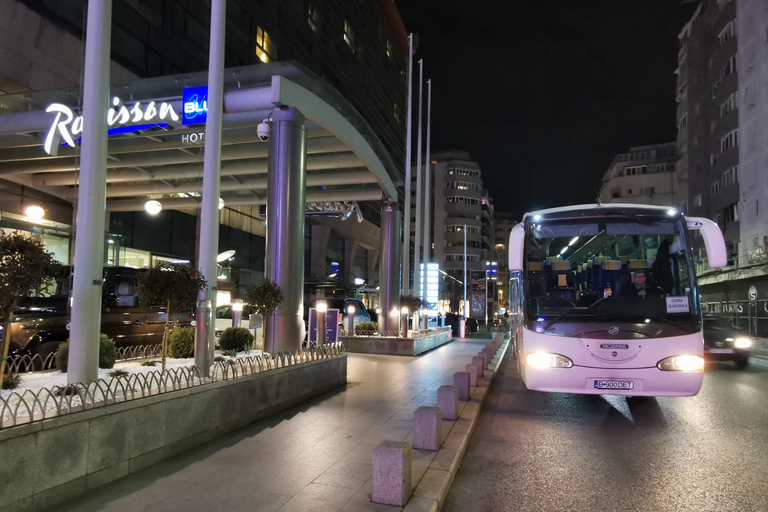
{"left": 524, "top": 217, "right": 699, "bottom": 336}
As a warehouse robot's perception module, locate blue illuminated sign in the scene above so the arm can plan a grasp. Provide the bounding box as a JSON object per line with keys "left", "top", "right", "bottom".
{"left": 182, "top": 86, "right": 208, "bottom": 125}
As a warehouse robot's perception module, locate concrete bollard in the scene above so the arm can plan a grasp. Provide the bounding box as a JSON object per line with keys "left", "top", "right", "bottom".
{"left": 471, "top": 356, "right": 486, "bottom": 375}
{"left": 437, "top": 385, "right": 459, "bottom": 420}
{"left": 465, "top": 364, "right": 479, "bottom": 386}
{"left": 372, "top": 441, "right": 412, "bottom": 506}
{"left": 413, "top": 406, "right": 442, "bottom": 451}
{"left": 454, "top": 372, "right": 471, "bottom": 401}
{"left": 476, "top": 351, "right": 488, "bottom": 370}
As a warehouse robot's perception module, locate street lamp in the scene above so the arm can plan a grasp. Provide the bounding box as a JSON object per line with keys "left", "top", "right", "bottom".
{"left": 316, "top": 301, "right": 327, "bottom": 346}
{"left": 144, "top": 200, "right": 162, "bottom": 215}
{"left": 347, "top": 304, "right": 356, "bottom": 334}
{"left": 25, "top": 205, "right": 45, "bottom": 221}
{"left": 231, "top": 299, "right": 243, "bottom": 328}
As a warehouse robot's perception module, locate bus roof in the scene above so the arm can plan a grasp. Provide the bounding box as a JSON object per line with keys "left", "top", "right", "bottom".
{"left": 523, "top": 203, "right": 679, "bottom": 222}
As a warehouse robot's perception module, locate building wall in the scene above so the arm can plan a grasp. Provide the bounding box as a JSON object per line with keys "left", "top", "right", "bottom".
{"left": 600, "top": 142, "right": 679, "bottom": 207}
{"left": 0, "top": 0, "right": 137, "bottom": 98}
{"left": 677, "top": 0, "right": 740, "bottom": 252}
{"left": 736, "top": 0, "right": 768, "bottom": 261}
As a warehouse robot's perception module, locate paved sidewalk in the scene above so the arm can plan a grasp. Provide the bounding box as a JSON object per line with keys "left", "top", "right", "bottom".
{"left": 55, "top": 336, "right": 495, "bottom": 512}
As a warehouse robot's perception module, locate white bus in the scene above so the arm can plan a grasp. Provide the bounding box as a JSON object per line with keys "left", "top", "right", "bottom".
{"left": 507, "top": 204, "right": 727, "bottom": 397}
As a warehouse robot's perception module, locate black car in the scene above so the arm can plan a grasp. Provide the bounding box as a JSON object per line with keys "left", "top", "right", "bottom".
{"left": 443, "top": 313, "right": 478, "bottom": 337}
{"left": 703, "top": 315, "right": 754, "bottom": 369}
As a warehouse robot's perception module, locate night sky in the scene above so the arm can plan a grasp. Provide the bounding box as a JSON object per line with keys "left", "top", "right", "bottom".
{"left": 394, "top": 1, "right": 697, "bottom": 220}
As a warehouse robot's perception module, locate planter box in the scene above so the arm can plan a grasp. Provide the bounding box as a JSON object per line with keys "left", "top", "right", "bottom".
{"left": 341, "top": 328, "right": 452, "bottom": 356}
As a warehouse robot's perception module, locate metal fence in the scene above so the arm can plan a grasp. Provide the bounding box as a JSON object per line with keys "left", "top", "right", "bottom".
{"left": 5, "top": 344, "right": 165, "bottom": 374}
{"left": 0, "top": 343, "right": 345, "bottom": 429}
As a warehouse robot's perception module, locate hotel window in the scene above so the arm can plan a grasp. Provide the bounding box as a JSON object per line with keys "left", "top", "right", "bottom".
{"left": 255, "top": 27, "right": 275, "bottom": 63}
{"left": 720, "top": 93, "right": 736, "bottom": 117}
{"left": 308, "top": 3, "right": 320, "bottom": 32}
{"left": 679, "top": 200, "right": 688, "bottom": 214}
{"left": 694, "top": 194, "right": 702, "bottom": 207}
{"left": 344, "top": 20, "right": 355, "bottom": 51}
{"left": 719, "top": 56, "right": 736, "bottom": 80}
{"left": 710, "top": 181, "right": 720, "bottom": 198}
{"left": 718, "top": 22, "right": 735, "bottom": 45}
{"left": 723, "top": 203, "right": 738, "bottom": 224}
{"left": 720, "top": 130, "right": 738, "bottom": 152}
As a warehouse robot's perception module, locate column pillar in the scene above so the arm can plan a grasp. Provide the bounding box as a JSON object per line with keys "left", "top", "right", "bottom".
{"left": 379, "top": 199, "right": 401, "bottom": 332}
{"left": 68, "top": 0, "right": 112, "bottom": 385}
{"left": 265, "top": 107, "right": 306, "bottom": 353}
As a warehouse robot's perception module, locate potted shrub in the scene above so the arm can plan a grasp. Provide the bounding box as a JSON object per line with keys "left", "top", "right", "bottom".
{"left": 245, "top": 280, "right": 284, "bottom": 352}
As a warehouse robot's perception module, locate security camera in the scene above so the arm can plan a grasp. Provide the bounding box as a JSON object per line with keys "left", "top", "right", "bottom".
{"left": 257, "top": 119, "right": 270, "bottom": 142}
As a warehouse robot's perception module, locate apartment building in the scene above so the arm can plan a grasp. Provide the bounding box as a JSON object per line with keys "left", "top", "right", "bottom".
{"left": 676, "top": 0, "right": 768, "bottom": 335}
{"left": 599, "top": 142, "right": 679, "bottom": 206}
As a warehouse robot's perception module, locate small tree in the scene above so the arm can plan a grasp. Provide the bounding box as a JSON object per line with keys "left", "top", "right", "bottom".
{"left": 245, "top": 280, "right": 284, "bottom": 352}
{"left": 399, "top": 295, "right": 424, "bottom": 313}
{"left": 137, "top": 262, "right": 206, "bottom": 371}
{"left": 0, "top": 232, "right": 61, "bottom": 388}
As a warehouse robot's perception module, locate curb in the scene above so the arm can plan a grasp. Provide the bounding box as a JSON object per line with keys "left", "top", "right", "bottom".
{"left": 403, "top": 334, "right": 510, "bottom": 512}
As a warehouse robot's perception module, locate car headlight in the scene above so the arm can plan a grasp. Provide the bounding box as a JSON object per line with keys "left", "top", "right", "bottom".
{"left": 734, "top": 337, "right": 752, "bottom": 349}
{"left": 657, "top": 355, "right": 704, "bottom": 371}
{"left": 525, "top": 352, "right": 573, "bottom": 368}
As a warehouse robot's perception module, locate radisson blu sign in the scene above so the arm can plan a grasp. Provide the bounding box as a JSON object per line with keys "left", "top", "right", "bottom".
{"left": 43, "top": 97, "right": 180, "bottom": 155}
{"left": 182, "top": 86, "right": 208, "bottom": 125}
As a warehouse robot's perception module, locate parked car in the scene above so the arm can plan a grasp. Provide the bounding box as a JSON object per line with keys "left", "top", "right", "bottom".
{"left": 443, "top": 313, "right": 478, "bottom": 337}
{"left": 214, "top": 304, "right": 256, "bottom": 337}
{"left": 305, "top": 298, "right": 370, "bottom": 331}
{"left": 5, "top": 267, "right": 191, "bottom": 359}
{"left": 703, "top": 315, "right": 754, "bottom": 369}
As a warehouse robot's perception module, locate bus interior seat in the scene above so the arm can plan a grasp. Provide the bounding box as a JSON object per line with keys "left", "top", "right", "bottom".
{"left": 527, "top": 262, "right": 546, "bottom": 298}
{"left": 599, "top": 260, "right": 621, "bottom": 295}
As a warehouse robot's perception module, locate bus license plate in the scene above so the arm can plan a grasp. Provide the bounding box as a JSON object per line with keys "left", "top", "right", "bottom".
{"left": 594, "top": 380, "right": 634, "bottom": 390}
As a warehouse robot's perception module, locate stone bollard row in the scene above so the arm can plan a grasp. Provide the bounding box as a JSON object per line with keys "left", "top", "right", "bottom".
{"left": 373, "top": 441, "right": 412, "bottom": 506}
{"left": 413, "top": 406, "right": 442, "bottom": 451}
{"left": 454, "top": 372, "right": 470, "bottom": 400}
{"left": 373, "top": 336, "right": 507, "bottom": 506}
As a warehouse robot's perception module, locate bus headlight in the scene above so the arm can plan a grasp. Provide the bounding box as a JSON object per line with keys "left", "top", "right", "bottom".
{"left": 734, "top": 337, "right": 752, "bottom": 349}
{"left": 657, "top": 355, "right": 704, "bottom": 372}
{"left": 525, "top": 352, "right": 573, "bottom": 369}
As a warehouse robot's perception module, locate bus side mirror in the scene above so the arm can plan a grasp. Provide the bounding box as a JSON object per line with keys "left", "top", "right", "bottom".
{"left": 508, "top": 223, "right": 525, "bottom": 271}
{"left": 686, "top": 216, "right": 727, "bottom": 268}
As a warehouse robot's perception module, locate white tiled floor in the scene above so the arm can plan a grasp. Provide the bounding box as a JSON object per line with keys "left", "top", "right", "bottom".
{"left": 57, "top": 336, "right": 492, "bottom": 512}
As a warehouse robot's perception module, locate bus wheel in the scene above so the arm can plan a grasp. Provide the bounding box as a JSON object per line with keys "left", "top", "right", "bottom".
{"left": 735, "top": 357, "right": 749, "bottom": 370}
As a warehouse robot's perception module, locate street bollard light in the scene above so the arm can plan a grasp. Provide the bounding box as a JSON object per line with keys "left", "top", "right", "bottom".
{"left": 347, "top": 304, "right": 356, "bottom": 335}
{"left": 317, "top": 301, "right": 327, "bottom": 346}
{"left": 194, "top": 289, "right": 212, "bottom": 377}
{"left": 401, "top": 306, "right": 409, "bottom": 338}
{"left": 232, "top": 299, "right": 243, "bottom": 328}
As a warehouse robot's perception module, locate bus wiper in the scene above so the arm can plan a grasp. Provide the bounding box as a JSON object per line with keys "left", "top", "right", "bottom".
{"left": 595, "top": 312, "right": 685, "bottom": 328}
{"left": 544, "top": 310, "right": 595, "bottom": 329}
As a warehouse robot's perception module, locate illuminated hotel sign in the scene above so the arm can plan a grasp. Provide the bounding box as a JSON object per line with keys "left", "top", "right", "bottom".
{"left": 182, "top": 86, "right": 208, "bottom": 125}
{"left": 43, "top": 97, "right": 180, "bottom": 155}
{"left": 420, "top": 262, "right": 440, "bottom": 304}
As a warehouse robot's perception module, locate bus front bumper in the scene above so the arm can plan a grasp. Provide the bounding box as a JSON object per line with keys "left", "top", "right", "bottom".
{"left": 523, "top": 365, "right": 704, "bottom": 397}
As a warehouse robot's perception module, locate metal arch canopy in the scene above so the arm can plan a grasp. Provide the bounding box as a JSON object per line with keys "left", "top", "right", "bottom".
{"left": 0, "top": 62, "right": 400, "bottom": 209}
{"left": 267, "top": 75, "right": 398, "bottom": 199}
